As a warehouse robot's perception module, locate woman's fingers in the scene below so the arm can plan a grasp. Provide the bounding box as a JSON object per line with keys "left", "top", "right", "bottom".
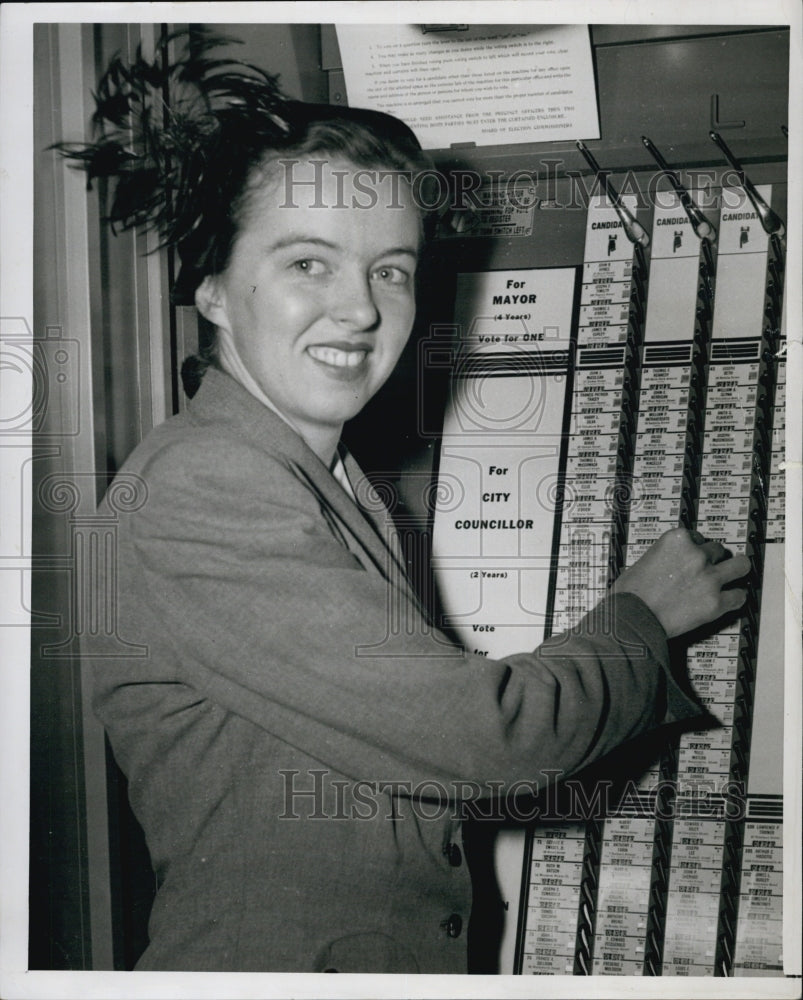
{"left": 719, "top": 586, "right": 749, "bottom": 614}
{"left": 701, "top": 546, "right": 751, "bottom": 617}
{"left": 713, "top": 553, "right": 752, "bottom": 584}
{"left": 697, "top": 539, "right": 729, "bottom": 564}
{"left": 612, "top": 528, "right": 753, "bottom": 637}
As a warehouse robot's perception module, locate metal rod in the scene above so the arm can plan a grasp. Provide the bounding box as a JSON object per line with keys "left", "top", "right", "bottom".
{"left": 641, "top": 135, "right": 717, "bottom": 242}
{"left": 576, "top": 140, "right": 649, "bottom": 247}
{"left": 709, "top": 131, "right": 785, "bottom": 238}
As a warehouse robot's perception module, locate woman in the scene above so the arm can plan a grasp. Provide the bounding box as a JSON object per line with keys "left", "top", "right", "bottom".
{"left": 68, "top": 32, "right": 749, "bottom": 973}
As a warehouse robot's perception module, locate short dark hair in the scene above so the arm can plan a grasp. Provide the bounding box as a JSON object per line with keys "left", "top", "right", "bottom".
{"left": 173, "top": 102, "right": 432, "bottom": 305}
{"left": 179, "top": 106, "right": 432, "bottom": 397}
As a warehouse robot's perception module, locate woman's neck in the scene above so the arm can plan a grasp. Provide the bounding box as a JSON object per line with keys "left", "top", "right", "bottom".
{"left": 216, "top": 331, "right": 341, "bottom": 466}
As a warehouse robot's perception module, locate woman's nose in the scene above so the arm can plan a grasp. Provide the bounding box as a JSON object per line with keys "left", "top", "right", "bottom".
{"left": 334, "top": 272, "right": 379, "bottom": 331}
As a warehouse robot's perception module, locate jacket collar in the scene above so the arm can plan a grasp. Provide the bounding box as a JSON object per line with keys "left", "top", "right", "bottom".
{"left": 186, "top": 368, "right": 416, "bottom": 600}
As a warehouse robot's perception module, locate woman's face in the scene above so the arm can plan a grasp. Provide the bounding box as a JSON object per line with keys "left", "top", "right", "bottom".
{"left": 197, "top": 157, "right": 422, "bottom": 457}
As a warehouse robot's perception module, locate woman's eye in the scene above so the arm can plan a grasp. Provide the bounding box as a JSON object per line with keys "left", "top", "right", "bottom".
{"left": 371, "top": 265, "right": 409, "bottom": 286}
{"left": 292, "top": 258, "right": 327, "bottom": 276}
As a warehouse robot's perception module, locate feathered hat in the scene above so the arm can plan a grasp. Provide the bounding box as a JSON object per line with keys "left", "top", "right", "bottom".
{"left": 55, "top": 28, "right": 428, "bottom": 304}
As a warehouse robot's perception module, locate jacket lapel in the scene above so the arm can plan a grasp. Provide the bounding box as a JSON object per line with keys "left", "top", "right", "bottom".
{"left": 188, "top": 369, "right": 420, "bottom": 605}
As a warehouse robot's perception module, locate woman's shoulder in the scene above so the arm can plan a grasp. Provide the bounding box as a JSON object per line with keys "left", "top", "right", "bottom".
{"left": 117, "top": 372, "right": 293, "bottom": 480}
{"left": 107, "top": 404, "right": 328, "bottom": 536}
{"left": 116, "top": 410, "right": 267, "bottom": 485}
{"left": 103, "top": 370, "right": 330, "bottom": 525}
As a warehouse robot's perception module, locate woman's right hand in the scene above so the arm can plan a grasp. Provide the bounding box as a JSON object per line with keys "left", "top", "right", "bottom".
{"left": 612, "top": 527, "right": 751, "bottom": 638}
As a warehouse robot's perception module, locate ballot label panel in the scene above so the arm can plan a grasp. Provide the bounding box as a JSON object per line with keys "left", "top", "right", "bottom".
{"left": 431, "top": 177, "right": 787, "bottom": 977}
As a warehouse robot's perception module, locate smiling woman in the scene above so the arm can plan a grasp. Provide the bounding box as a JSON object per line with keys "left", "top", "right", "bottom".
{"left": 193, "top": 159, "right": 422, "bottom": 462}
{"left": 54, "top": 27, "right": 751, "bottom": 975}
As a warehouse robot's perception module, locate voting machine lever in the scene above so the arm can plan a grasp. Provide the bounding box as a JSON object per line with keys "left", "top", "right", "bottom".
{"left": 641, "top": 135, "right": 718, "bottom": 243}
{"left": 576, "top": 140, "right": 650, "bottom": 248}
{"left": 709, "top": 131, "right": 786, "bottom": 239}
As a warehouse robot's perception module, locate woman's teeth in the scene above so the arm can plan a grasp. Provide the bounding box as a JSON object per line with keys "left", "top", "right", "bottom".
{"left": 308, "top": 346, "right": 367, "bottom": 368}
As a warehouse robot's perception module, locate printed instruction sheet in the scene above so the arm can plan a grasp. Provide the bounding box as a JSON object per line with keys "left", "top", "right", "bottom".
{"left": 335, "top": 24, "right": 600, "bottom": 148}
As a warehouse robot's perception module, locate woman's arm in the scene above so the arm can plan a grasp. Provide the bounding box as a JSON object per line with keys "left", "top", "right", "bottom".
{"left": 101, "top": 433, "right": 726, "bottom": 799}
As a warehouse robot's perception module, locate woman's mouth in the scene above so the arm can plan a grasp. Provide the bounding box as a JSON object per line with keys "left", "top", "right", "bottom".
{"left": 307, "top": 345, "right": 369, "bottom": 369}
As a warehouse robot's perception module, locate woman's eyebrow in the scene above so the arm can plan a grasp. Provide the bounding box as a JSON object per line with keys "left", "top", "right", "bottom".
{"left": 380, "top": 246, "right": 420, "bottom": 259}
{"left": 267, "top": 235, "right": 419, "bottom": 258}
{"left": 267, "top": 235, "right": 339, "bottom": 252}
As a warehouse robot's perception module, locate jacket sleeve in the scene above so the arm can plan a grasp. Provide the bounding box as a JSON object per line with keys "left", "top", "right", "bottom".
{"left": 115, "top": 435, "right": 705, "bottom": 797}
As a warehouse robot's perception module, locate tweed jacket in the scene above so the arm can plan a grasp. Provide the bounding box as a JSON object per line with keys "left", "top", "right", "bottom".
{"left": 90, "top": 367, "right": 704, "bottom": 973}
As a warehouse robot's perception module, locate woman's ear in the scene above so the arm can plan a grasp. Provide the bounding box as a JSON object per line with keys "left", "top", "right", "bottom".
{"left": 195, "top": 275, "right": 229, "bottom": 331}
